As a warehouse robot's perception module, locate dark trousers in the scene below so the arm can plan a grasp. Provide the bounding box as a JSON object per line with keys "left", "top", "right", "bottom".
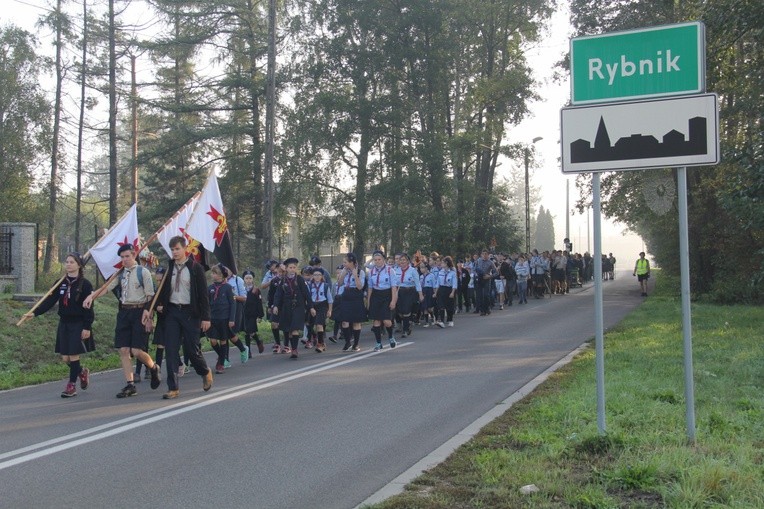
{"left": 476, "top": 282, "right": 490, "bottom": 313}
{"left": 163, "top": 305, "right": 210, "bottom": 391}
{"left": 436, "top": 287, "right": 455, "bottom": 322}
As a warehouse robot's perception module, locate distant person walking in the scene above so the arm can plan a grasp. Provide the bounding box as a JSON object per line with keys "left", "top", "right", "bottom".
{"left": 24, "top": 253, "right": 94, "bottom": 398}
{"left": 633, "top": 252, "right": 651, "bottom": 297}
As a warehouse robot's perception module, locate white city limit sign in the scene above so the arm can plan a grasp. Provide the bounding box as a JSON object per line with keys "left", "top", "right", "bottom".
{"left": 560, "top": 93, "right": 719, "bottom": 174}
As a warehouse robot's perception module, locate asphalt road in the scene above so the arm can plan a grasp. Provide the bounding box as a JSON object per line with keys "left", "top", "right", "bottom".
{"left": 0, "top": 272, "right": 646, "bottom": 508}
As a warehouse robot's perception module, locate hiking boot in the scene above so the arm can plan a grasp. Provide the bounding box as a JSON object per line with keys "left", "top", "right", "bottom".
{"left": 78, "top": 367, "right": 90, "bottom": 390}
{"left": 61, "top": 382, "right": 77, "bottom": 398}
{"left": 202, "top": 369, "right": 213, "bottom": 392}
{"left": 116, "top": 384, "right": 137, "bottom": 399}
{"left": 149, "top": 364, "right": 161, "bottom": 390}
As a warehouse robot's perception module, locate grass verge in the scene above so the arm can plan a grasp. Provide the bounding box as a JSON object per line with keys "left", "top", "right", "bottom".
{"left": 367, "top": 274, "right": 764, "bottom": 508}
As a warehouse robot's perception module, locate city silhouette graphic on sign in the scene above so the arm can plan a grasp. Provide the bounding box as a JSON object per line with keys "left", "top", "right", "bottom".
{"left": 570, "top": 116, "right": 708, "bottom": 163}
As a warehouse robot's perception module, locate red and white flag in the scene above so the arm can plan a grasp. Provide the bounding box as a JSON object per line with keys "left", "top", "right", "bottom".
{"left": 89, "top": 204, "right": 140, "bottom": 279}
{"left": 186, "top": 171, "right": 237, "bottom": 273}
{"left": 157, "top": 193, "right": 208, "bottom": 267}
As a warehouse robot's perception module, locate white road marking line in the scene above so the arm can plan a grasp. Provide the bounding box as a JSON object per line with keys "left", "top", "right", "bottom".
{"left": 0, "top": 343, "right": 412, "bottom": 470}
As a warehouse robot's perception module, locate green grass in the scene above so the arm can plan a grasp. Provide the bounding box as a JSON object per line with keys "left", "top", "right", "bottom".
{"left": 367, "top": 273, "right": 764, "bottom": 508}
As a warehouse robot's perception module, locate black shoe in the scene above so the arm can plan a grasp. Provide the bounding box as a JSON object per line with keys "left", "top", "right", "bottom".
{"left": 328, "top": 336, "right": 337, "bottom": 344}
{"left": 342, "top": 340, "right": 351, "bottom": 351}
{"left": 149, "top": 364, "right": 161, "bottom": 390}
{"left": 116, "top": 384, "right": 137, "bottom": 399}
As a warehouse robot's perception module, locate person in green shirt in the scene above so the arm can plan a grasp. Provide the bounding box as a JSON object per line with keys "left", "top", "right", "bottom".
{"left": 633, "top": 252, "right": 651, "bottom": 297}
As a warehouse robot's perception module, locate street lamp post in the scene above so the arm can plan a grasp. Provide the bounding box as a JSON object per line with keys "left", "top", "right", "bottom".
{"left": 524, "top": 136, "right": 543, "bottom": 254}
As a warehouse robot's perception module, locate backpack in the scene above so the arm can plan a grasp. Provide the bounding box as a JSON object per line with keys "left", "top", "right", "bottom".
{"left": 112, "top": 265, "right": 153, "bottom": 300}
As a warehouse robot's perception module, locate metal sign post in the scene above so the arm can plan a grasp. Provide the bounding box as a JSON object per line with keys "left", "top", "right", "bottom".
{"left": 677, "top": 166, "right": 697, "bottom": 443}
{"left": 592, "top": 172, "right": 606, "bottom": 434}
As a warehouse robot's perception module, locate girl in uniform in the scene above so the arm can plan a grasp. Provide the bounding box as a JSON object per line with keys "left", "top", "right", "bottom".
{"left": 337, "top": 253, "right": 366, "bottom": 351}
{"left": 328, "top": 265, "right": 344, "bottom": 344}
{"left": 207, "top": 265, "right": 244, "bottom": 373}
{"left": 367, "top": 250, "right": 398, "bottom": 351}
{"left": 273, "top": 258, "right": 315, "bottom": 359}
{"left": 25, "top": 253, "right": 94, "bottom": 398}
{"left": 420, "top": 262, "right": 436, "bottom": 327}
{"left": 395, "top": 252, "right": 424, "bottom": 338}
{"left": 260, "top": 260, "right": 286, "bottom": 353}
{"left": 242, "top": 270, "right": 265, "bottom": 356}
{"left": 307, "top": 267, "right": 333, "bottom": 352}
{"left": 434, "top": 256, "right": 458, "bottom": 327}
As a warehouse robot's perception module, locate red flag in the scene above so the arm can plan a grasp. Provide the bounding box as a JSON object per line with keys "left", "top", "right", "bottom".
{"left": 89, "top": 204, "right": 140, "bottom": 279}
{"left": 186, "top": 171, "right": 237, "bottom": 273}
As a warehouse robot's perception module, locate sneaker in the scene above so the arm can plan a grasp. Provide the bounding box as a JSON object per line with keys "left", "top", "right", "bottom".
{"left": 149, "top": 364, "right": 161, "bottom": 390}
{"left": 240, "top": 346, "right": 249, "bottom": 364}
{"left": 281, "top": 346, "right": 291, "bottom": 354}
{"left": 447, "top": 321, "right": 454, "bottom": 327}
{"left": 61, "top": 382, "right": 77, "bottom": 398}
{"left": 215, "top": 364, "right": 225, "bottom": 374}
{"left": 422, "top": 323, "right": 430, "bottom": 328}
{"left": 499, "top": 305, "right": 504, "bottom": 310}
{"left": 183, "top": 365, "right": 190, "bottom": 374}
{"left": 351, "top": 346, "right": 361, "bottom": 352}
{"left": 405, "top": 328, "right": 412, "bottom": 337}
{"left": 272, "top": 344, "right": 280, "bottom": 353}
{"left": 78, "top": 367, "right": 90, "bottom": 390}
{"left": 223, "top": 359, "right": 232, "bottom": 369}
{"left": 116, "top": 384, "right": 137, "bottom": 399}
{"left": 290, "top": 350, "right": 298, "bottom": 359}
{"left": 315, "top": 342, "right": 326, "bottom": 353}
{"left": 342, "top": 340, "right": 351, "bottom": 352}
{"left": 304, "top": 340, "right": 313, "bottom": 349}
{"left": 133, "top": 373, "right": 142, "bottom": 383}
{"left": 436, "top": 321, "right": 445, "bottom": 328}
{"left": 162, "top": 390, "right": 180, "bottom": 400}
{"left": 178, "top": 364, "right": 186, "bottom": 378}
{"left": 328, "top": 336, "right": 337, "bottom": 344}
{"left": 374, "top": 342, "right": 383, "bottom": 351}
{"left": 389, "top": 337, "right": 397, "bottom": 348}
{"left": 202, "top": 369, "right": 213, "bottom": 392}
{"left": 401, "top": 330, "right": 408, "bottom": 338}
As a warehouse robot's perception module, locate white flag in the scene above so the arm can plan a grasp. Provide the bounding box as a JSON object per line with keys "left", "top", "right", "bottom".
{"left": 158, "top": 194, "right": 198, "bottom": 255}
{"left": 186, "top": 171, "right": 227, "bottom": 252}
{"left": 89, "top": 204, "right": 140, "bottom": 279}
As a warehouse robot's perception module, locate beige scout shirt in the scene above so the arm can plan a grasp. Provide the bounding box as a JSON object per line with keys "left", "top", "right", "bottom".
{"left": 107, "top": 265, "right": 155, "bottom": 305}
{"left": 169, "top": 263, "right": 192, "bottom": 305}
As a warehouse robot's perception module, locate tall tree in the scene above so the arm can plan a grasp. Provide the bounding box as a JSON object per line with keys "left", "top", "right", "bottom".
{"left": 0, "top": 27, "right": 51, "bottom": 222}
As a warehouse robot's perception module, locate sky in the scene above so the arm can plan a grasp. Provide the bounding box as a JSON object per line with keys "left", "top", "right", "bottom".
{"left": 6, "top": 0, "right": 647, "bottom": 267}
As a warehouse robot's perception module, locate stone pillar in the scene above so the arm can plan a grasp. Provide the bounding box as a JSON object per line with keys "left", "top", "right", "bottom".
{"left": 0, "top": 223, "right": 37, "bottom": 293}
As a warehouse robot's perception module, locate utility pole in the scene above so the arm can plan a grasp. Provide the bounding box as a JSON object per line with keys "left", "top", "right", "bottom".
{"left": 524, "top": 137, "right": 543, "bottom": 253}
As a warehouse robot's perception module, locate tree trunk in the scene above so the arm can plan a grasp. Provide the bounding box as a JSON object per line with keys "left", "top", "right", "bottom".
{"left": 75, "top": 0, "right": 88, "bottom": 252}
{"left": 44, "top": 0, "right": 63, "bottom": 272}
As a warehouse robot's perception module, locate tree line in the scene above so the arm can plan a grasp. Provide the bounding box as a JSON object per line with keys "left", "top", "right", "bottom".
{"left": 1, "top": 0, "right": 555, "bottom": 274}
{"left": 3, "top": 0, "right": 760, "bottom": 302}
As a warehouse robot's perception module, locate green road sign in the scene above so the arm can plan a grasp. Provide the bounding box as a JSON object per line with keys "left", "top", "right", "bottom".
{"left": 571, "top": 22, "right": 705, "bottom": 104}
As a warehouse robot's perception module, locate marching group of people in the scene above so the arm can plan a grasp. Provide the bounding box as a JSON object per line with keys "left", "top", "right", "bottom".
{"left": 25, "top": 238, "right": 633, "bottom": 400}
